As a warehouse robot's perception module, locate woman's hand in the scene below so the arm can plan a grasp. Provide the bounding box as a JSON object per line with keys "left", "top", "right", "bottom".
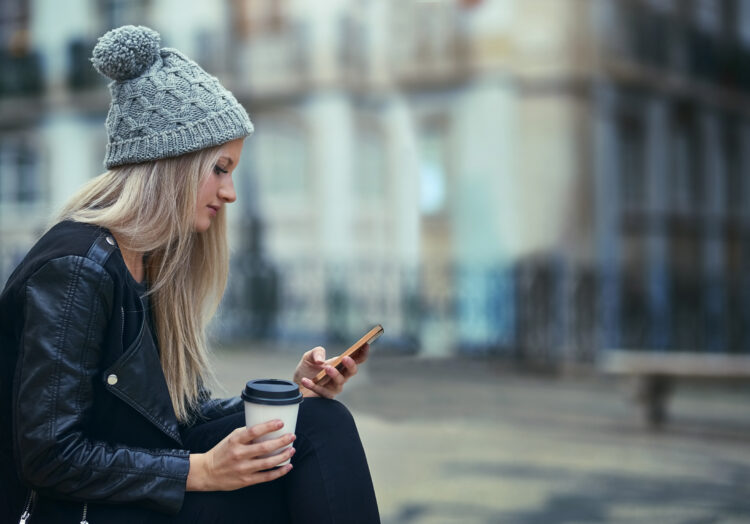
{"left": 186, "top": 419, "right": 295, "bottom": 491}
{"left": 292, "top": 344, "right": 370, "bottom": 399}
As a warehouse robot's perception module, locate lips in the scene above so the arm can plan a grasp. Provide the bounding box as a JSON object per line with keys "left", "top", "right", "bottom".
{"left": 207, "top": 205, "right": 219, "bottom": 216}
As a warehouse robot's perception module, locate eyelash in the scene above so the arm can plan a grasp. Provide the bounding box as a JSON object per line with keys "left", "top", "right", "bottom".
{"left": 213, "top": 165, "right": 228, "bottom": 175}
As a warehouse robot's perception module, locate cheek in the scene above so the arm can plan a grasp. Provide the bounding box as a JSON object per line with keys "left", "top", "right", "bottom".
{"left": 197, "top": 179, "right": 215, "bottom": 203}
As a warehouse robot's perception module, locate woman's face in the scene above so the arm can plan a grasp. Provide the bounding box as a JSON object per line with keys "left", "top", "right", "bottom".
{"left": 194, "top": 138, "right": 244, "bottom": 232}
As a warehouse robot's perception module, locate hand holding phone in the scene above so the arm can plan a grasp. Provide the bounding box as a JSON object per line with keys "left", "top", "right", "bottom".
{"left": 312, "top": 325, "right": 383, "bottom": 386}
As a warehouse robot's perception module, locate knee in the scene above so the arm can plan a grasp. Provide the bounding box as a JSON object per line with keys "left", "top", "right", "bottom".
{"left": 298, "top": 397, "right": 356, "bottom": 433}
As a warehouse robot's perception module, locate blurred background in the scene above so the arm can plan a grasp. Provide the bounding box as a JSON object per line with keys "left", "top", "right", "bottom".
{"left": 2, "top": 0, "right": 750, "bottom": 522}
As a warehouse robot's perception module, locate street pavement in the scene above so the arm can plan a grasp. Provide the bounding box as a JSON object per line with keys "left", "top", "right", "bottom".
{"left": 211, "top": 342, "right": 750, "bottom": 524}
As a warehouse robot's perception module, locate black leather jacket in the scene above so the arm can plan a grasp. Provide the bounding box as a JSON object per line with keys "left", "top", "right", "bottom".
{"left": 0, "top": 221, "right": 243, "bottom": 522}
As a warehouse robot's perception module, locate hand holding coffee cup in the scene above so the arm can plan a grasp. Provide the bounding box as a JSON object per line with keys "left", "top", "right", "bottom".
{"left": 242, "top": 379, "right": 304, "bottom": 466}
{"left": 185, "top": 418, "right": 296, "bottom": 491}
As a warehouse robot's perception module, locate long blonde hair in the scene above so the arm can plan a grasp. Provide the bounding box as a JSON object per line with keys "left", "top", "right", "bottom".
{"left": 58, "top": 145, "right": 229, "bottom": 423}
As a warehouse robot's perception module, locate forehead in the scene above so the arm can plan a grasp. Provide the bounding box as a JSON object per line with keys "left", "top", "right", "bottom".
{"left": 219, "top": 138, "right": 244, "bottom": 157}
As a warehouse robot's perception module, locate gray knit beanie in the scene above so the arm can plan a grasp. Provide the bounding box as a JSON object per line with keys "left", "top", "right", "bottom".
{"left": 91, "top": 25, "right": 254, "bottom": 168}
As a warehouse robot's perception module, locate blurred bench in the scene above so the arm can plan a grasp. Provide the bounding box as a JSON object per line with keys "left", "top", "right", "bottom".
{"left": 600, "top": 350, "right": 750, "bottom": 428}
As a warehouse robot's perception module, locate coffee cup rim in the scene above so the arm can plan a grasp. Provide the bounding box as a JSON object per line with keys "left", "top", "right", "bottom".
{"left": 242, "top": 379, "right": 303, "bottom": 406}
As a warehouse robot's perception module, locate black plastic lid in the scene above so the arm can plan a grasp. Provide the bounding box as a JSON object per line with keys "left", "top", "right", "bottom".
{"left": 241, "top": 379, "right": 303, "bottom": 406}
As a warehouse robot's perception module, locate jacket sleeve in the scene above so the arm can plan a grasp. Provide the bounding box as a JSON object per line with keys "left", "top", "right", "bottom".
{"left": 13, "top": 256, "right": 190, "bottom": 514}
{"left": 198, "top": 396, "right": 244, "bottom": 422}
{"left": 194, "top": 382, "right": 244, "bottom": 423}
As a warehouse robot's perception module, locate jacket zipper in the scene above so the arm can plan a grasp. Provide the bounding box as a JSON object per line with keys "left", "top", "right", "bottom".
{"left": 18, "top": 489, "right": 36, "bottom": 524}
{"left": 80, "top": 502, "right": 89, "bottom": 523}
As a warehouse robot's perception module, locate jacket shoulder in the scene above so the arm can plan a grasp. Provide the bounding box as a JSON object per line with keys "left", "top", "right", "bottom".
{"left": 33, "top": 221, "right": 109, "bottom": 259}
{"left": 1, "top": 221, "right": 121, "bottom": 298}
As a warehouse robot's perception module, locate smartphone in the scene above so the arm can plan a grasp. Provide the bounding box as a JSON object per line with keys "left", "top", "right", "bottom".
{"left": 312, "top": 324, "right": 384, "bottom": 386}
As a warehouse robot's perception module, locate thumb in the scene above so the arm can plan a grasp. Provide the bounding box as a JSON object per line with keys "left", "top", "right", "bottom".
{"left": 311, "top": 346, "right": 326, "bottom": 365}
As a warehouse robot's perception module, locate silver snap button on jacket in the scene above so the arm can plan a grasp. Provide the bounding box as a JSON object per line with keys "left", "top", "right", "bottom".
{"left": 105, "top": 236, "right": 115, "bottom": 246}
{"left": 107, "top": 374, "right": 118, "bottom": 385}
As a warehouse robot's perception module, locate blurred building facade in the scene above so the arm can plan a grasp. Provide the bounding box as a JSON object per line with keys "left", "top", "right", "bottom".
{"left": 1, "top": 0, "right": 749, "bottom": 362}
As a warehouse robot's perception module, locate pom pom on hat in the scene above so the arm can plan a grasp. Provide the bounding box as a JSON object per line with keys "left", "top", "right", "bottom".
{"left": 91, "top": 25, "right": 161, "bottom": 81}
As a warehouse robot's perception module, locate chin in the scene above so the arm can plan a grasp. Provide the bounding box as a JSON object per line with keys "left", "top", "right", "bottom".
{"left": 194, "top": 220, "right": 211, "bottom": 233}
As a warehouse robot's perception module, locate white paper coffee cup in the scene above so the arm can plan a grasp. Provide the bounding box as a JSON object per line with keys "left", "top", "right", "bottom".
{"left": 242, "top": 379, "right": 303, "bottom": 465}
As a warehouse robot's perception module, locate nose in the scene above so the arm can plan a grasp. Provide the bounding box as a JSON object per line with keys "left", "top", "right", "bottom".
{"left": 218, "top": 177, "right": 236, "bottom": 203}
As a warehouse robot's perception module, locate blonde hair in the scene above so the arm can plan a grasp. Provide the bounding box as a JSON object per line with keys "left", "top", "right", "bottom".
{"left": 58, "top": 145, "right": 229, "bottom": 423}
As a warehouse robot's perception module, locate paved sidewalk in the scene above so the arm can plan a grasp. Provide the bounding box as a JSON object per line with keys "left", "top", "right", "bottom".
{"left": 212, "top": 343, "right": 750, "bottom": 524}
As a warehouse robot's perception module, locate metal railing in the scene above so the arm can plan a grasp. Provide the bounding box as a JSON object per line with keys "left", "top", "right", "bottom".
{"left": 216, "top": 254, "right": 750, "bottom": 363}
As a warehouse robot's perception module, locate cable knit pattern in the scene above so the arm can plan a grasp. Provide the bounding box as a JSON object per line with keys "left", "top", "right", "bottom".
{"left": 92, "top": 26, "right": 254, "bottom": 168}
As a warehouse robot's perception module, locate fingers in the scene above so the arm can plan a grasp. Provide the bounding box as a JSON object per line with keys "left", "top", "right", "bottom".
{"left": 235, "top": 419, "right": 284, "bottom": 444}
{"left": 299, "top": 342, "right": 369, "bottom": 398}
{"left": 236, "top": 452, "right": 295, "bottom": 488}
{"left": 221, "top": 433, "right": 294, "bottom": 470}
{"left": 311, "top": 373, "right": 332, "bottom": 389}
{"left": 354, "top": 343, "right": 370, "bottom": 364}
{"left": 304, "top": 346, "right": 326, "bottom": 365}
{"left": 250, "top": 433, "right": 296, "bottom": 458}
{"left": 243, "top": 438, "right": 296, "bottom": 485}
{"left": 255, "top": 445, "right": 296, "bottom": 471}
{"left": 300, "top": 375, "right": 335, "bottom": 398}
{"left": 301, "top": 361, "right": 352, "bottom": 399}
{"left": 202, "top": 425, "right": 298, "bottom": 491}
{"left": 312, "top": 346, "right": 326, "bottom": 364}
{"left": 251, "top": 462, "right": 294, "bottom": 485}
{"left": 339, "top": 355, "right": 359, "bottom": 376}
{"left": 295, "top": 347, "right": 327, "bottom": 386}
{"left": 327, "top": 362, "right": 349, "bottom": 388}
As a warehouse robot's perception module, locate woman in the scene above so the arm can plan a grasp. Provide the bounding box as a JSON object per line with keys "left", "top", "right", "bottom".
{"left": 0, "top": 25, "right": 380, "bottom": 523}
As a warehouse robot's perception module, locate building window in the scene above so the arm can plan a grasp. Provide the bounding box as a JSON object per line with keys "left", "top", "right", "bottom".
{"left": 669, "top": 112, "right": 700, "bottom": 215}
{"left": 354, "top": 122, "right": 386, "bottom": 201}
{"left": 738, "top": 0, "right": 750, "bottom": 46}
{"left": 0, "top": 136, "right": 44, "bottom": 205}
{"left": 613, "top": 0, "right": 671, "bottom": 67}
{"left": 340, "top": 7, "right": 370, "bottom": 77}
{"left": 418, "top": 124, "right": 448, "bottom": 216}
{"left": 391, "top": 0, "right": 459, "bottom": 76}
{"left": 688, "top": 0, "right": 725, "bottom": 80}
{"left": 693, "top": 0, "right": 722, "bottom": 35}
{"left": 618, "top": 115, "right": 647, "bottom": 212}
{"left": 0, "top": 0, "right": 28, "bottom": 48}
{"left": 0, "top": 0, "right": 44, "bottom": 97}
{"left": 231, "top": 0, "right": 288, "bottom": 39}
{"left": 97, "top": 0, "right": 151, "bottom": 29}
{"left": 252, "top": 121, "right": 308, "bottom": 197}
{"left": 725, "top": 122, "right": 743, "bottom": 217}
